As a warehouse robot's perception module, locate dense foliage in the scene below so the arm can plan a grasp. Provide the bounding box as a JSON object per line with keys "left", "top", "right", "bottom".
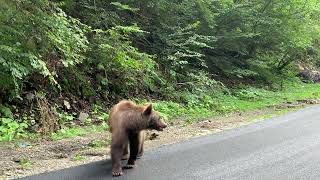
{"left": 1, "top": 0, "right": 320, "bottom": 138}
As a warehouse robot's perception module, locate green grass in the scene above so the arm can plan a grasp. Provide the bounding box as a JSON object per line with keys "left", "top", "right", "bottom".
{"left": 50, "top": 123, "right": 108, "bottom": 141}
{"left": 88, "top": 139, "right": 109, "bottom": 148}
{"left": 71, "top": 154, "right": 84, "bottom": 161}
{"left": 50, "top": 127, "right": 87, "bottom": 141}
{"left": 248, "top": 107, "right": 300, "bottom": 123}
{"left": 152, "top": 81, "right": 320, "bottom": 123}
{"left": 225, "top": 83, "right": 320, "bottom": 111}
{"left": 16, "top": 158, "right": 32, "bottom": 169}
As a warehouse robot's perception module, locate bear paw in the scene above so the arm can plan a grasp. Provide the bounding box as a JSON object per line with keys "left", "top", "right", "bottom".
{"left": 112, "top": 169, "right": 123, "bottom": 176}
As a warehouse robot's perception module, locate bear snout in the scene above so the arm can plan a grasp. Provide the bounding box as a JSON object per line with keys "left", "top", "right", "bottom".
{"left": 157, "top": 123, "right": 167, "bottom": 131}
{"left": 162, "top": 124, "right": 167, "bottom": 129}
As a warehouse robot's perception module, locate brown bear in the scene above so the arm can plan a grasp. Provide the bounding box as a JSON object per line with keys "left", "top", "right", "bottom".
{"left": 108, "top": 100, "right": 167, "bottom": 176}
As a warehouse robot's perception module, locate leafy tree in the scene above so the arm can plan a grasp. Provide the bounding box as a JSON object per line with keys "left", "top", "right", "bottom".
{"left": 0, "top": 0, "right": 88, "bottom": 100}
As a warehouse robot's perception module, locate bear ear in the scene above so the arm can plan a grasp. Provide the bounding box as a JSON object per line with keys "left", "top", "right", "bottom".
{"left": 143, "top": 104, "right": 153, "bottom": 116}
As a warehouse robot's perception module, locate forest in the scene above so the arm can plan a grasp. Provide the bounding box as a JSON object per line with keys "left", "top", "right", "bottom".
{"left": 1, "top": 0, "right": 320, "bottom": 141}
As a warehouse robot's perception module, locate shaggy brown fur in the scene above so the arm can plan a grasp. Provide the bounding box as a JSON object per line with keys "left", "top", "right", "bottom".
{"left": 108, "top": 100, "right": 167, "bottom": 176}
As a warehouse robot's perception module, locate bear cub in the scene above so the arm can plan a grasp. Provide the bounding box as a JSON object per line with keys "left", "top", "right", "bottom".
{"left": 108, "top": 100, "right": 167, "bottom": 176}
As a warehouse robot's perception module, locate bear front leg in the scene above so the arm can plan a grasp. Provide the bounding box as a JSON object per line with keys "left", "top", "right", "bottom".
{"left": 137, "top": 131, "right": 145, "bottom": 159}
{"left": 111, "top": 143, "right": 124, "bottom": 176}
{"left": 125, "top": 132, "right": 139, "bottom": 169}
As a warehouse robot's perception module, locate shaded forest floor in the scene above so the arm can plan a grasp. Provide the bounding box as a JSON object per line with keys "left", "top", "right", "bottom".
{"left": 1, "top": 99, "right": 318, "bottom": 179}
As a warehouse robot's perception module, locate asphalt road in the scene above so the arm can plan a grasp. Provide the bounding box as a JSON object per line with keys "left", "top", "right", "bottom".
{"left": 21, "top": 105, "right": 320, "bottom": 180}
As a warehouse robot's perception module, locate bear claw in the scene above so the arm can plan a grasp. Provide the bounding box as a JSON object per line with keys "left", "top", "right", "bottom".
{"left": 124, "top": 164, "right": 136, "bottom": 169}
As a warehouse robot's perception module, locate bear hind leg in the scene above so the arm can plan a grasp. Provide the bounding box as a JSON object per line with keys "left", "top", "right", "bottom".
{"left": 125, "top": 133, "right": 139, "bottom": 169}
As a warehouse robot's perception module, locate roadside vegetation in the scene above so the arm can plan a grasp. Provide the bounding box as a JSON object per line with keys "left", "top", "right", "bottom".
{"left": 1, "top": 0, "right": 320, "bottom": 142}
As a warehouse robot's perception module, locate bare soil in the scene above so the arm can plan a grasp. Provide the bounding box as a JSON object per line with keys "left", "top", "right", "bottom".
{"left": 0, "top": 100, "right": 317, "bottom": 180}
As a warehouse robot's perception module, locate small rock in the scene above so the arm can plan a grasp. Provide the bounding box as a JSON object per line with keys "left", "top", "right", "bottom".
{"left": 199, "top": 120, "right": 212, "bottom": 129}
{"left": 84, "top": 152, "right": 104, "bottom": 157}
{"left": 54, "top": 153, "right": 68, "bottom": 159}
{"left": 196, "top": 130, "right": 212, "bottom": 136}
{"left": 16, "top": 142, "right": 31, "bottom": 148}
{"left": 308, "top": 100, "right": 318, "bottom": 104}
{"left": 13, "top": 158, "right": 21, "bottom": 163}
{"left": 63, "top": 100, "right": 71, "bottom": 110}
{"left": 78, "top": 112, "right": 89, "bottom": 122}
{"left": 26, "top": 92, "right": 35, "bottom": 101}
{"left": 286, "top": 104, "right": 298, "bottom": 108}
